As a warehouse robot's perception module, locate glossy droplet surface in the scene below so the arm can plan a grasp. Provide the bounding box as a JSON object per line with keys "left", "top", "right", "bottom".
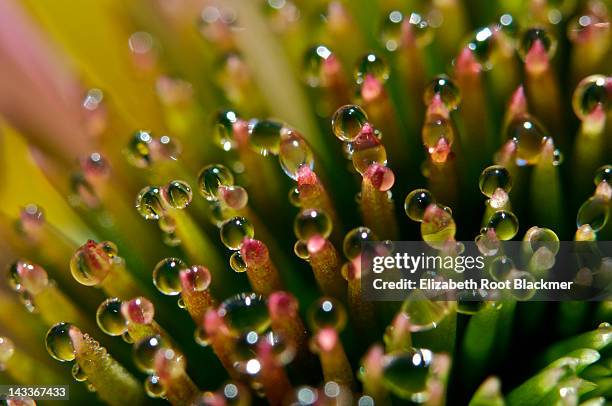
{"left": 343, "top": 227, "right": 376, "bottom": 260}
{"left": 422, "top": 116, "right": 454, "bottom": 161}
{"left": 294, "top": 240, "right": 310, "bottom": 260}
{"left": 288, "top": 187, "right": 301, "bottom": 207}
{"left": 489, "top": 256, "right": 514, "bottom": 281}
{"left": 279, "top": 130, "right": 314, "bottom": 180}
{"left": 230, "top": 251, "right": 247, "bottom": 273}
{"left": 45, "top": 322, "right": 77, "bottom": 362}
{"left": 0, "top": 336, "right": 15, "bottom": 364}
{"left": 594, "top": 165, "right": 612, "bottom": 185}
{"left": 379, "top": 11, "right": 403, "bottom": 51}
{"left": 355, "top": 53, "right": 389, "bottom": 85}
{"left": 303, "top": 45, "right": 334, "bottom": 87}
{"left": 421, "top": 205, "right": 456, "bottom": 248}
{"left": 72, "top": 363, "right": 87, "bottom": 382}
{"left": 248, "top": 119, "right": 283, "bottom": 155}
{"left": 572, "top": 75, "right": 611, "bottom": 120}
{"left": 122, "top": 297, "right": 155, "bottom": 325}
{"left": 161, "top": 180, "right": 192, "bottom": 209}
{"left": 218, "top": 293, "right": 270, "bottom": 334}
{"left": 220, "top": 217, "right": 254, "bottom": 250}
{"left": 70, "top": 240, "right": 116, "bottom": 286}
{"left": 136, "top": 186, "right": 166, "bottom": 220}
{"left": 212, "top": 109, "right": 239, "bottom": 150}
{"left": 198, "top": 164, "right": 234, "bottom": 201}
{"left": 506, "top": 115, "right": 549, "bottom": 166}
{"left": 133, "top": 335, "right": 165, "bottom": 373}
{"left": 399, "top": 299, "right": 451, "bottom": 332}
{"left": 352, "top": 127, "right": 387, "bottom": 174}
{"left": 487, "top": 211, "right": 519, "bottom": 240}
{"left": 153, "top": 257, "right": 187, "bottom": 295}
{"left": 523, "top": 226, "right": 560, "bottom": 255}
{"left": 405, "top": 12, "right": 433, "bottom": 47}
{"left": 218, "top": 185, "right": 249, "bottom": 210}
{"left": 577, "top": 196, "right": 609, "bottom": 232}
{"left": 307, "top": 298, "right": 347, "bottom": 331}
{"left": 145, "top": 375, "right": 166, "bottom": 398}
{"left": 479, "top": 166, "right": 512, "bottom": 197}
{"left": 96, "top": 298, "right": 128, "bottom": 336}
{"left": 331, "top": 105, "right": 368, "bottom": 142}
{"left": 294, "top": 209, "right": 332, "bottom": 241}
{"left": 467, "top": 27, "right": 494, "bottom": 66}
{"left": 424, "top": 75, "right": 461, "bottom": 110}
{"left": 382, "top": 349, "right": 433, "bottom": 400}
{"left": 125, "top": 130, "right": 154, "bottom": 167}
{"left": 405, "top": 189, "right": 435, "bottom": 222}
{"left": 518, "top": 27, "right": 557, "bottom": 61}
{"left": 182, "top": 265, "right": 212, "bottom": 291}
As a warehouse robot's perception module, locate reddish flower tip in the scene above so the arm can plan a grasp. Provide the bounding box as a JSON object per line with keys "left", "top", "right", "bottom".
{"left": 364, "top": 163, "right": 395, "bottom": 191}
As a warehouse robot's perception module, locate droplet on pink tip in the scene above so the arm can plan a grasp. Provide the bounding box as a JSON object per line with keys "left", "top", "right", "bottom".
{"left": 19, "top": 204, "right": 45, "bottom": 234}
{"left": 508, "top": 85, "right": 528, "bottom": 117}
{"left": 361, "top": 74, "right": 383, "bottom": 102}
{"left": 154, "top": 348, "right": 185, "bottom": 381}
{"left": 307, "top": 234, "right": 327, "bottom": 254}
{"left": 489, "top": 188, "right": 509, "bottom": 209}
{"left": 232, "top": 120, "right": 249, "bottom": 146}
{"left": 180, "top": 265, "right": 212, "bottom": 292}
{"left": 240, "top": 238, "right": 269, "bottom": 267}
{"left": 315, "top": 327, "right": 338, "bottom": 352}
{"left": 268, "top": 291, "right": 299, "bottom": 318}
{"left": 297, "top": 165, "right": 318, "bottom": 187}
{"left": 495, "top": 140, "right": 518, "bottom": 165}
{"left": 81, "top": 152, "right": 111, "bottom": 180}
{"left": 524, "top": 39, "right": 549, "bottom": 75}
{"left": 364, "top": 163, "right": 395, "bottom": 191}
{"left": 428, "top": 137, "right": 451, "bottom": 163}
{"left": 15, "top": 260, "right": 48, "bottom": 294}
{"left": 456, "top": 47, "right": 481, "bottom": 75}
{"left": 322, "top": 54, "right": 341, "bottom": 77}
{"left": 218, "top": 185, "right": 249, "bottom": 209}
{"left": 426, "top": 94, "right": 450, "bottom": 119}
{"left": 122, "top": 297, "right": 155, "bottom": 325}
{"left": 583, "top": 103, "right": 606, "bottom": 134}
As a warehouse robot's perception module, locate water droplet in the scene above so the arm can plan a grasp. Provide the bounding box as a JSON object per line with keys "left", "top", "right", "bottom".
{"left": 154, "top": 135, "right": 182, "bottom": 161}
{"left": 162, "top": 232, "right": 182, "bottom": 247}
{"left": 399, "top": 300, "right": 451, "bottom": 332}
{"left": 218, "top": 185, "right": 249, "bottom": 210}
{"left": 577, "top": 196, "right": 609, "bottom": 232}
{"left": 288, "top": 187, "right": 301, "bottom": 207}
{"left": 524, "top": 226, "right": 560, "bottom": 255}
{"left": 331, "top": 105, "right": 368, "bottom": 142}
{"left": 133, "top": 335, "right": 165, "bottom": 373}
{"left": 181, "top": 265, "right": 212, "bottom": 291}
{"left": 421, "top": 205, "right": 456, "bottom": 248}
{"left": 194, "top": 326, "right": 210, "bottom": 346}
{"left": 0, "top": 337, "right": 15, "bottom": 365}
{"left": 155, "top": 347, "right": 186, "bottom": 380}
{"left": 122, "top": 297, "right": 155, "bottom": 325}
{"left": 18, "top": 203, "right": 45, "bottom": 236}
{"left": 294, "top": 209, "right": 332, "bottom": 241}
{"left": 572, "top": 75, "right": 611, "bottom": 120}
{"left": 161, "top": 180, "right": 192, "bottom": 209}
{"left": 405, "top": 12, "right": 433, "bottom": 47}
{"left": 518, "top": 27, "right": 557, "bottom": 62}
{"left": 136, "top": 186, "right": 166, "bottom": 220}
{"left": 248, "top": 119, "right": 284, "bottom": 155}
{"left": 351, "top": 124, "right": 387, "bottom": 174}
{"left": 96, "top": 298, "right": 128, "bottom": 336}
{"left": 498, "top": 13, "right": 518, "bottom": 38}
{"left": 122, "top": 331, "right": 134, "bottom": 344}
{"left": 279, "top": 130, "right": 314, "bottom": 180}
{"left": 424, "top": 75, "right": 461, "bottom": 110}
{"left": 506, "top": 115, "right": 549, "bottom": 166}
{"left": 307, "top": 297, "right": 347, "bottom": 331}
{"left": 479, "top": 165, "right": 512, "bottom": 197}
{"left": 218, "top": 293, "right": 270, "bottom": 334}
{"left": 595, "top": 165, "right": 611, "bottom": 185}
{"left": 294, "top": 240, "right": 310, "bottom": 260}
{"left": 158, "top": 216, "right": 176, "bottom": 233}
{"left": 229, "top": 251, "right": 247, "bottom": 273}
{"left": 125, "top": 130, "right": 154, "bottom": 168}
{"left": 381, "top": 349, "right": 433, "bottom": 400}
{"left": 153, "top": 257, "right": 187, "bottom": 295}
{"left": 72, "top": 363, "right": 87, "bottom": 382}
{"left": 489, "top": 256, "right": 514, "bottom": 281}
{"left": 355, "top": 53, "right": 389, "bottom": 85}
{"left": 220, "top": 217, "right": 255, "bottom": 250}
{"left": 9, "top": 260, "right": 48, "bottom": 294}
{"left": 303, "top": 45, "right": 336, "bottom": 87}
{"left": 212, "top": 109, "right": 240, "bottom": 150}
{"left": 343, "top": 227, "right": 376, "bottom": 260}
{"left": 198, "top": 164, "right": 234, "bottom": 201}
{"left": 81, "top": 152, "right": 111, "bottom": 180}
{"left": 379, "top": 11, "right": 403, "bottom": 52}
{"left": 45, "top": 322, "right": 78, "bottom": 362}
{"left": 145, "top": 375, "right": 166, "bottom": 398}
{"left": 467, "top": 27, "right": 494, "bottom": 66}
{"left": 70, "top": 240, "right": 116, "bottom": 286}
{"left": 487, "top": 211, "right": 519, "bottom": 240}
{"left": 422, "top": 115, "right": 455, "bottom": 163}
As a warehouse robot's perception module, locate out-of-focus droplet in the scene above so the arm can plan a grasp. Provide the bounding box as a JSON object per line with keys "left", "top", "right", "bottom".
{"left": 72, "top": 363, "right": 87, "bottom": 382}
{"left": 343, "top": 227, "right": 376, "bottom": 260}
{"left": 303, "top": 45, "right": 335, "bottom": 87}
{"left": 96, "top": 298, "right": 128, "bottom": 336}
{"left": 218, "top": 293, "right": 270, "bottom": 334}
{"left": 122, "top": 297, "right": 155, "bottom": 325}
{"left": 0, "top": 336, "right": 15, "bottom": 365}
{"left": 136, "top": 186, "right": 166, "bottom": 220}
{"left": 405, "top": 12, "right": 433, "bottom": 47}
{"left": 487, "top": 211, "right": 519, "bottom": 240}
{"left": 294, "top": 240, "right": 310, "bottom": 260}
{"left": 198, "top": 164, "right": 235, "bottom": 201}
{"left": 212, "top": 109, "right": 240, "bottom": 150}
{"left": 230, "top": 251, "right": 247, "bottom": 273}
{"left": 518, "top": 27, "right": 557, "bottom": 62}
{"left": 145, "top": 375, "right": 166, "bottom": 398}
{"left": 404, "top": 189, "right": 435, "bottom": 222}
{"left": 572, "top": 75, "right": 611, "bottom": 120}
{"left": 424, "top": 75, "right": 461, "bottom": 110}
{"left": 331, "top": 105, "right": 369, "bottom": 142}
{"left": 467, "top": 26, "right": 495, "bottom": 66}
{"left": 81, "top": 152, "right": 111, "bottom": 180}
{"left": 479, "top": 165, "right": 512, "bottom": 197}
{"left": 294, "top": 209, "right": 332, "bottom": 241}
{"left": 577, "top": 196, "right": 609, "bottom": 232}
{"left": 218, "top": 185, "right": 249, "bottom": 210}
{"left": 422, "top": 115, "right": 454, "bottom": 163}
{"left": 524, "top": 226, "right": 560, "bottom": 255}
{"left": 489, "top": 256, "right": 514, "bottom": 281}
{"left": 288, "top": 187, "right": 301, "bottom": 207}
{"left": 506, "top": 115, "right": 549, "bottom": 166}
{"left": 70, "top": 240, "right": 117, "bottom": 286}
{"left": 421, "top": 205, "right": 456, "bottom": 248}
{"left": 161, "top": 180, "right": 192, "bottom": 209}
{"left": 355, "top": 53, "right": 389, "bottom": 85}
{"left": 125, "top": 130, "right": 154, "bottom": 168}
{"left": 381, "top": 349, "right": 433, "bottom": 400}
{"left": 153, "top": 258, "right": 187, "bottom": 296}
{"left": 279, "top": 130, "right": 314, "bottom": 180}
{"left": 181, "top": 265, "right": 212, "bottom": 291}
{"left": 45, "top": 322, "right": 78, "bottom": 362}
{"left": 220, "top": 217, "right": 255, "bottom": 250}
{"left": 308, "top": 297, "right": 347, "bottom": 332}
{"left": 133, "top": 335, "right": 165, "bottom": 373}
{"left": 248, "top": 119, "right": 284, "bottom": 155}
{"left": 594, "top": 165, "right": 612, "bottom": 185}
{"left": 379, "top": 11, "right": 403, "bottom": 52}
